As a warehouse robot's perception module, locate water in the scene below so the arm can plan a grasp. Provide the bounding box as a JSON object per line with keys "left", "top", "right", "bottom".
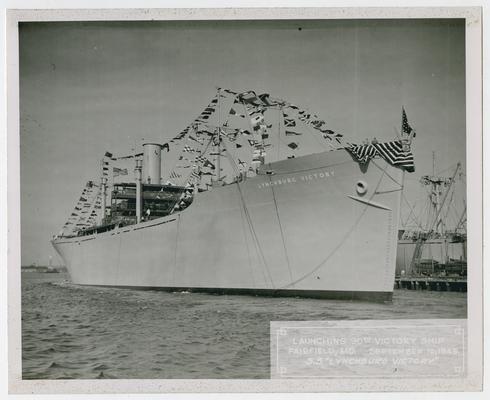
{"left": 22, "top": 272, "right": 467, "bottom": 379}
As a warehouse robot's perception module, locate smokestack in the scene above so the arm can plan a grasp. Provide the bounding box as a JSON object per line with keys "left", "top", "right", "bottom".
{"left": 142, "top": 143, "right": 162, "bottom": 184}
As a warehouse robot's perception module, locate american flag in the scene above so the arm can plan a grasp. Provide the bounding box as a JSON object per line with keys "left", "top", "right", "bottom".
{"left": 347, "top": 140, "right": 415, "bottom": 172}
{"left": 346, "top": 143, "right": 378, "bottom": 163}
{"left": 402, "top": 108, "right": 415, "bottom": 137}
{"left": 373, "top": 141, "right": 415, "bottom": 172}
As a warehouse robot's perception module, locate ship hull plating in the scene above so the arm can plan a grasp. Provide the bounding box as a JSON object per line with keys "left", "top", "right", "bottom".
{"left": 52, "top": 150, "right": 403, "bottom": 301}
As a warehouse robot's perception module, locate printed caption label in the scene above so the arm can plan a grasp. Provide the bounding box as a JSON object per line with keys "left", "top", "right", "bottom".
{"left": 271, "top": 319, "right": 466, "bottom": 378}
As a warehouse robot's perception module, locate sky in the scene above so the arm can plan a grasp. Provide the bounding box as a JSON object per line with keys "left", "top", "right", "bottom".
{"left": 19, "top": 19, "right": 466, "bottom": 266}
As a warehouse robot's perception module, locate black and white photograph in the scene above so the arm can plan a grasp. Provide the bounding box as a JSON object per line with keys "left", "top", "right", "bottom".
{"left": 5, "top": 5, "right": 483, "bottom": 395}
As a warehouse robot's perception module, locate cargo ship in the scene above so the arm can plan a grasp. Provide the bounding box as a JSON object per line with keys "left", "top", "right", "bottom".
{"left": 52, "top": 89, "right": 416, "bottom": 301}
{"left": 396, "top": 158, "right": 466, "bottom": 277}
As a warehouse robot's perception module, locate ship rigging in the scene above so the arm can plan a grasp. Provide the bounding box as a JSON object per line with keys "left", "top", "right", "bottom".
{"left": 57, "top": 88, "right": 415, "bottom": 238}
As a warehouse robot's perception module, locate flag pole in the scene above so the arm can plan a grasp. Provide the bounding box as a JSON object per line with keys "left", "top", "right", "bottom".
{"left": 217, "top": 87, "right": 221, "bottom": 182}
{"left": 401, "top": 106, "right": 404, "bottom": 138}
{"left": 277, "top": 105, "right": 282, "bottom": 161}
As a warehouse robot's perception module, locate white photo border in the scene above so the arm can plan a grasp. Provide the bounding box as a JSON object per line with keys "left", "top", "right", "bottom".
{"left": 6, "top": 6, "right": 483, "bottom": 394}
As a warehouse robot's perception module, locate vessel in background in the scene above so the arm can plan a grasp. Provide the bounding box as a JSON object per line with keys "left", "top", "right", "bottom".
{"left": 396, "top": 156, "right": 466, "bottom": 278}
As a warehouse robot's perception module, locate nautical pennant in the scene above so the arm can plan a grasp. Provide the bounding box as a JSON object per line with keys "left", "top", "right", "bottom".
{"left": 183, "top": 145, "right": 196, "bottom": 153}
{"left": 238, "top": 90, "right": 262, "bottom": 106}
{"left": 251, "top": 114, "right": 264, "bottom": 127}
{"left": 113, "top": 167, "right": 128, "bottom": 177}
{"left": 310, "top": 120, "right": 325, "bottom": 128}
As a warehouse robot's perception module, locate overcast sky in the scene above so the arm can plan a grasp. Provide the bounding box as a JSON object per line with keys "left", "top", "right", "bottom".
{"left": 19, "top": 19, "right": 465, "bottom": 266}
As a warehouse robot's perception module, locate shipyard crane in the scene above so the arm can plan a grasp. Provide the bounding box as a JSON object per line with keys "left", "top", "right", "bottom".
{"left": 409, "top": 160, "right": 462, "bottom": 273}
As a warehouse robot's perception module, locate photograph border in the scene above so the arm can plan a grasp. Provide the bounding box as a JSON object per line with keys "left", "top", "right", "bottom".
{"left": 6, "top": 6, "right": 483, "bottom": 394}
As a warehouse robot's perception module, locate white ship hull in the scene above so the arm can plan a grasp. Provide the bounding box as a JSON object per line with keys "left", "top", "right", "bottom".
{"left": 53, "top": 149, "right": 404, "bottom": 301}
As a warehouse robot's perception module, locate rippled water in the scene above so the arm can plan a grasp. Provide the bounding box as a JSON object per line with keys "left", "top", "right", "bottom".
{"left": 22, "top": 272, "right": 467, "bottom": 379}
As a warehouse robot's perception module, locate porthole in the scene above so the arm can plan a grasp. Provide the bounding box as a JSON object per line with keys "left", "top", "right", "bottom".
{"left": 356, "top": 180, "right": 368, "bottom": 196}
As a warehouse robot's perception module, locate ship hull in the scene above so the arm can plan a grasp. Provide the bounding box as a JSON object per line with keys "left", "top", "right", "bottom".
{"left": 396, "top": 238, "right": 467, "bottom": 276}
{"left": 53, "top": 149, "right": 404, "bottom": 301}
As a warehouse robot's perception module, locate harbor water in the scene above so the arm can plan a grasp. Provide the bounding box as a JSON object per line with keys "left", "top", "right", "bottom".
{"left": 22, "top": 272, "right": 467, "bottom": 379}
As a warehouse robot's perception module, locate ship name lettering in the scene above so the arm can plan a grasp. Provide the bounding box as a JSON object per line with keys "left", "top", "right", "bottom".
{"left": 257, "top": 177, "right": 296, "bottom": 189}
{"left": 300, "top": 170, "right": 334, "bottom": 182}
{"left": 257, "top": 170, "right": 334, "bottom": 189}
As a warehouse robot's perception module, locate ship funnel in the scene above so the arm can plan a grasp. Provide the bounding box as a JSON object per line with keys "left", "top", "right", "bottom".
{"left": 142, "top": 143, "right": 162, "bottom": 184}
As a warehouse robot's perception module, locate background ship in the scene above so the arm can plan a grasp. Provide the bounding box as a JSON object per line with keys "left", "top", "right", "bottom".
{"left": 396, "top": 154, "right": 466, "bottom": 278}
{"left": 52, "top": 89, "right": 416, "bottom": 301}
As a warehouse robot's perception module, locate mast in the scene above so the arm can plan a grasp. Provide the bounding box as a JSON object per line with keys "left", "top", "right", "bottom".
{"left": 100, "top": 158, "right": 107, "bottom": 225}
{"left": 427, "top": 162, "right": 460, "bottom": 236}
{"left": 101, "top": 177, "right": 107, "bottom": 224}
{"left": 134, "top": 158, "right": 142, "bottom": 223}
{"left": 432, "top": 151, "right": 435, "bottom": 176}
{"left": 410, "top": 162, "right": 461, "bottom": 273}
